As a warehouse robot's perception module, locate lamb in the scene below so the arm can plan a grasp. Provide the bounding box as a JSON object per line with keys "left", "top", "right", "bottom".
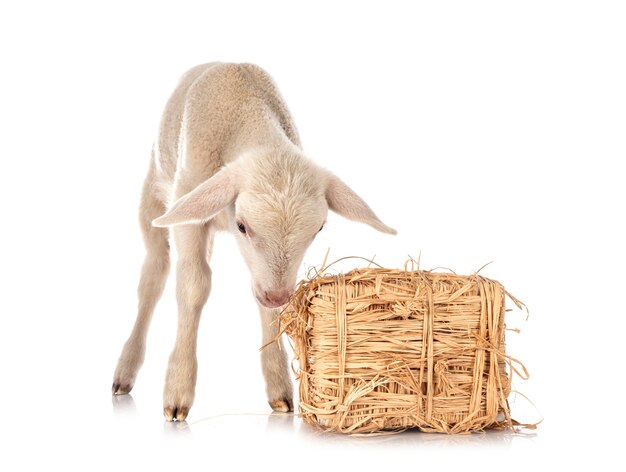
{"left": 111, "top": 62, "right": 396, "bottom": 421}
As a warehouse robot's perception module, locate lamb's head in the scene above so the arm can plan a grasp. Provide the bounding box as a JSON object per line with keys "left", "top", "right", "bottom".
{"left": 152, "top": 151, "right": 396, "bottom": 308}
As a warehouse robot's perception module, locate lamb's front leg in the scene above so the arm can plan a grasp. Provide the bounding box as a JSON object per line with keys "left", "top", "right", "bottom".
{"left": 163, "top": 225, "right": 212, "bottom": 422}
{"left": 258, "top": 303, "right": 293, "bottom": 412}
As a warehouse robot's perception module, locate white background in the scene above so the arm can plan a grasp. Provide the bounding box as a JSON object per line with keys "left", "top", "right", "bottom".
{"left": 1, "top": 1, "right": 624, "bottom": 470}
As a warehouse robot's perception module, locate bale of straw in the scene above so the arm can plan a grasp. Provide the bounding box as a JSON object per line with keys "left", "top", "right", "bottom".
{"left": 280, "top": 264, "right": 527, "bottom": 434}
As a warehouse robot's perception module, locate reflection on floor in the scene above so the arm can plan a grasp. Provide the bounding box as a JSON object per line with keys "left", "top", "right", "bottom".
{"left": 112, "top": 392, "right": 537, "bottom": 448}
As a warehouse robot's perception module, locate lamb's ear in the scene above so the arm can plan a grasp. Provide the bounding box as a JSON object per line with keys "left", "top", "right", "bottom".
{"left": 152, "top": 168, "right": 238, "bottom": 227}
{"left": 325, "top": 174, "right": 397, "bottom": 235}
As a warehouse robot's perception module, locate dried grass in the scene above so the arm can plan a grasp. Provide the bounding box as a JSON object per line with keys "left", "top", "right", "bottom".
{"left": 279, "top": 260, "right": 528, "bottom": 434}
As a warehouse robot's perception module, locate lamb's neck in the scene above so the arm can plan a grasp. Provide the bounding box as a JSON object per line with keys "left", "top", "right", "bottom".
{"left": 232, "top": 109, "right": 299, "bottom": 158}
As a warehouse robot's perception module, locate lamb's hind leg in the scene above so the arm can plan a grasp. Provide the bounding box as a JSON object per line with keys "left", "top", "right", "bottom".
{"left": 112, "top": 164, "right": 170, "bottom": 394}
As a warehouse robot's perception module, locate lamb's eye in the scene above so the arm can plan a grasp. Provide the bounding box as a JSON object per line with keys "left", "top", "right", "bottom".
{"left": 318, "top": 224, "right": 325, "bottom": 232}
{"left": 237, "top": 222, "right": 247, "bottom": 234}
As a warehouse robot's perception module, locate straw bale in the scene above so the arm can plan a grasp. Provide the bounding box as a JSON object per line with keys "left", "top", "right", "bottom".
{"left": 280, "top": 264, "right": 527, "bottom": 434}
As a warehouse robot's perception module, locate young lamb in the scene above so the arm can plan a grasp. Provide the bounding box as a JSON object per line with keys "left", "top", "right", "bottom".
{"left": 111, "top": 62, "right": 396, "bottom": 421}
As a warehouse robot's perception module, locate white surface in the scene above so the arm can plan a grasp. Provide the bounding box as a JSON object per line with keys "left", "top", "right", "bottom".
{"left": 0, "top": 1, "right": 624, "bottom": 470}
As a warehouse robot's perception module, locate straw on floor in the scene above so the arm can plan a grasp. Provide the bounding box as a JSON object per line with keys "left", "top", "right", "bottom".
{"left": 279, "top": 261, "right": 528, "bottom": 434}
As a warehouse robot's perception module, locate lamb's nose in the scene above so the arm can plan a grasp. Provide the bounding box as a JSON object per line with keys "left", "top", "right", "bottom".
{"left": 264, "top": 290, "right": 291, "bottom": 308}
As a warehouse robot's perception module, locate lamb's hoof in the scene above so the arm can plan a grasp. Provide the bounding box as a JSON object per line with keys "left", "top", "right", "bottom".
{"left": 269, "top": 398, "right": 293, "bottom": 413}
{"left": 112, "top": 381, "right": 133, "bottom": 395}
{"left": 164, "top": 405, "right": 190, "bottom": 422}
